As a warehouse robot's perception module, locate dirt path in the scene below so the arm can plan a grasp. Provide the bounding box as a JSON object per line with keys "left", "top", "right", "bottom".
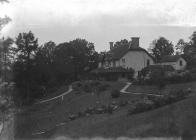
{"left": 120, "top": 82, "right": 163, "bottom": 97}
{"left": 36, "top": 85, "right": 73, "bottom": 104}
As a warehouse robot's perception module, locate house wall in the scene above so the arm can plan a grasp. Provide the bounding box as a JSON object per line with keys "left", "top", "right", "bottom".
{"left": 98, "top": 51, "right": 155, "bottom": 77}
{"left": 120, "top": 51, "right": 154, "bottom": 75}
{"left": 159, "top": 57, "right": 187, "bottom": 70}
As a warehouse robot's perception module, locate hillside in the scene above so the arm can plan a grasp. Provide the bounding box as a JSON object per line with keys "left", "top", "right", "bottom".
{"left": 45, "top": 95, "right": 196, "bottom": 139}
{"left": 14, "top": 81, "right": 196, "bottom": 139}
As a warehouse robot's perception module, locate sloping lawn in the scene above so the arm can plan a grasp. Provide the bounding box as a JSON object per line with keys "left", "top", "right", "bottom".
{"left": 14, "top": 81, "right": 196, "bottom": 139}
{"left": 14, "top": 81, "right": 127, "bottom": 139}
{"left": 127, "top": 81, "right": 196, "bottom": 95}
{"left": 48, "top": 95, "right": 196, "bottom": 139}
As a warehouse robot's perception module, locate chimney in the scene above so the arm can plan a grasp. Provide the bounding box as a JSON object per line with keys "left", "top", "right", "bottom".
{"left": 131, "top": 37, "right": 139, "bottom": 48}
{"left": 109, "top": 42, "right": 114, "bottom": 50}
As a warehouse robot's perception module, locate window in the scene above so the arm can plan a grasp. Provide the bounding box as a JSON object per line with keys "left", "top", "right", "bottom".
{"left": 179, "top": 60, "right": 183, "bottom": 66}
{"left": 122, "top": 58, "right": 125, "bottom": 63}
{"left": 147, "top": 59, "right": 150, "bottom": 66}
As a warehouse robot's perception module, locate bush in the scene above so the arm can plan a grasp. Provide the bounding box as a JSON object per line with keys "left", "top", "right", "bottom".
{"left": 85, "top": 106, "right": 95, "bottom": 114}
{"left": 166, "top": 71, "right": 192, "bottom": 83}
{"left": 83, "top": 84, "right": 92, "bottom": 93}
{"left": 147, "top": 95, "right": 167, "bottom": 107}
{"left": 127, "top": 105, "right": 136, "bottom": 115}
{"left": 97, "top": 84, "right": 109, "bottom": 92}
{"left": 119, "top": 100, "right": 128, "bottom": 107}
{"left": 111, "top": 89, "right": 120, "bottom": 98}
{"left": 107, "top": 105, "right": 114, "bottom": 114}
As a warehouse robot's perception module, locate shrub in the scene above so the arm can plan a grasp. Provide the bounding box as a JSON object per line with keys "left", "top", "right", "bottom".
{"left": 85, "top": 106, "right": 95, "bottom": 114}
{"left": 119, "top": 100, "right": 128, "bottom": 107}
{"left": 78, "top": 111, "right": 85, "bottom": 117}
{"left": 147, "top": 95, "right": 167, "bottom": 107}
{"left": 127, "top": 105, "right": 136, "bottom": 115}
{"left": 95, "top": 107, "right": 105, "bottom": 114}
{"left": 166, "top": 71, "right": 192, "bottom": 83}
{"left": 107, "top": 105, "right": 113, "bottom": 114}
{"left": 111, "top": 89, "right": 120, "bottom": 98}
{"left": 82, "top": 84, "right": 92, "bottom": 93}
{"left": 127, "top": 68, "right": 135, "bottom": 80}
{"left": 134, "top": 102, "right": 154, "bottom": 113}
{"left": 97, "top": 84, "right": 109, "bottom": 92}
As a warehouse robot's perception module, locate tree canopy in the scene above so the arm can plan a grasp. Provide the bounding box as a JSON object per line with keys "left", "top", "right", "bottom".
{"left": 114, "top": 39, "right": 129, "bottom": 48}
{"left": 12, "top": 31, "right": 99, "bottom": 105}
{"left": 0, "top": 0, "right": 11, "bottom": 32}
{"left": 149, "top": 37, "right": 174, "bottom": 61}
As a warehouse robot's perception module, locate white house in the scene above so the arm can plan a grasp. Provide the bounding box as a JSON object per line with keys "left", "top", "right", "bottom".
{"left": 97, "top": 37, "right": 155, "bottom": 77}
{"left": 158, "top": 55, "right": 187, "bottom": 71}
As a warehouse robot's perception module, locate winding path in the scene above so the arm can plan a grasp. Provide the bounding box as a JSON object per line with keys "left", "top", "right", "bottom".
{"left": 36, "top": 85, "right": 73, "bottom": 104}
{"left": 120, "top": 82, "right": 163, "bottom": 97}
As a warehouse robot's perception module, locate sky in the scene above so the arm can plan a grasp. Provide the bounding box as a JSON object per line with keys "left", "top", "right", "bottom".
{"left": 1, "top": 0, "right": 196, "bottom": 52}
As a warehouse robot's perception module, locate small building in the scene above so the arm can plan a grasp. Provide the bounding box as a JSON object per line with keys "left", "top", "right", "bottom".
{"left": 158, "top": 55, "right": 187, "bottom": 71}
{"left": 96, "top": 37, "right": 155, "bottom": 78}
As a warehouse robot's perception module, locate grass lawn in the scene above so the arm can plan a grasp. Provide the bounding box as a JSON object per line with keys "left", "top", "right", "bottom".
{"left": 48, "top": 95, "right": 196, "bottom": 139}
{"left": 36, "top": 85, "right": 69, "bottom": 101}
{"left": 14, "top": 81, "right": 126, "bottom": 139}
{"left": 14, "top": 81, "right": 196, "bottom": 139}
{"left": 127, "top": 81, "right": 196, "bottom": 95}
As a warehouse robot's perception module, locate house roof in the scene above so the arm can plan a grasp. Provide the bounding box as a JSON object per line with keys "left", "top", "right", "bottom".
{"left": 91, "top": 67, "right": 132, "bottom": 74}
{"left": 147, "top": 65, "right": 175, "bottom": 72}
{"left": 159, "top": 55, "right": 182, "bottom": 63}
{"left": 99, "top": 45, "right": 154, "bottom": 62}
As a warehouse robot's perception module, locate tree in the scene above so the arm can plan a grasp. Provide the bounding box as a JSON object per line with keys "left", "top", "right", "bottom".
{"left": 189, "top": 31, "right": 196, "bottom": 46}
{"left": 0, "top": 37, "right": 13, "bottom": 82}
{"left": 35, "top": 41, "right": 57, "bottom": 87}
{"left": 114, "top": 39, "right": 129, "bottom": 48}
{"left": 150, "top": 37, "right": 174, "bottom": 61}
{"left": 13, "top": 31, "right": 38, "bottom": 103}
{"left": 0, "top": 0, "right": 11, "bottom": 32}
{"left": 69, "top": 38, "right": 98, "bottom": 80}
{"left": 175, "top": 39, "right": 187, "bottom": 55}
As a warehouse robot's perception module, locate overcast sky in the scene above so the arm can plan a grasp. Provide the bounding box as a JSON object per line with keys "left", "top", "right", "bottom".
{"left": 1, "top": 0, "right": 196, "bottom": 51}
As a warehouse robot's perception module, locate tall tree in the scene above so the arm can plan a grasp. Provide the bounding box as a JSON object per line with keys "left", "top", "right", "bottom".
{"left": 35, "top": 41, "right": 56, "bottom": 87}
{"left": 0, "top": 0, "right": 11, "bottom": 32}
{"left": 150, "top": 37, "right": 174, "bottom": 61}
{"left": 0, "top": 37, "right": 13, "bottom": 81}
{"left": 69, "top": 38, "right": 98, "bottom": 79}
{"left": 175, "top": 39, "right": 187, "bottom": 55}
{"left": 14, "top": 31, "right": 38, "bottom": 103}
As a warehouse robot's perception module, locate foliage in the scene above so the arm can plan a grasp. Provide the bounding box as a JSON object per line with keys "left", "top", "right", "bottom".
{"left": 111, "top": 89, "right": 120, "bottom": 98}
{"left": 149, "top": 37, "right": 174, "bottom": 61}
{"left": 97, "top": 84, "right": 109, "bottom": 92}
{"left": 166, "top": 71, "right": 193, "bottom": 83}
{"left": 114, "top": 39, "right": 129, "bottom": 48}
{"left": 13, "top": 31, "right": 39, "bottom": 104}
{"left": 138, "top": 67, "right": 166, "bottom": 88}
{"left": 175, "top": 39, "right": 187, "bottom": 55}
{"left": 127, "top": 68, "right": 135, "bottom": 80}
{"left": 12, "top": 31, "right": 99, "bottom": 105}
{"left": 0, "top": 37, "right": 14, "bottom": 81}
{"left": 128, "top": 89, "right": 190, "bottom": 116}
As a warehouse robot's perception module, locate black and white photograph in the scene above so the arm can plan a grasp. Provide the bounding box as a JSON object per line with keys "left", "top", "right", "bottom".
{"left": 1, "top": 0, "right": 196, "bottom": 139}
